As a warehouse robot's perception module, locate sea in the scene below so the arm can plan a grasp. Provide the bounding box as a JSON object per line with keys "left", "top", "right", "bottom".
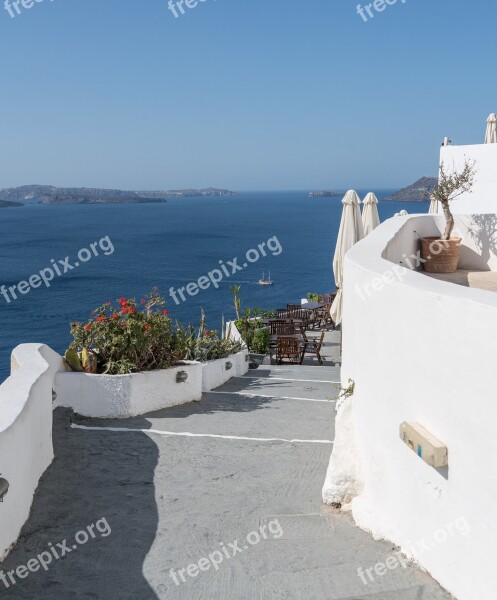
{"left": 0, "top": 191, "right": 428, "bottom": 381}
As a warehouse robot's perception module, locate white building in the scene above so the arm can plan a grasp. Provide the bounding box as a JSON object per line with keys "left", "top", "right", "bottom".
{"left": 323, "top": 131, "right": 497, "bottom": 600}
{"left": 440, "top": 142, "right": 497, "bottom": 214}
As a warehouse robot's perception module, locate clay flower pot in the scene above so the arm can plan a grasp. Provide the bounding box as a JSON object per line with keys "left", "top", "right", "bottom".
{"left": 421, "top": 237, "right": 462, "bottom": 273}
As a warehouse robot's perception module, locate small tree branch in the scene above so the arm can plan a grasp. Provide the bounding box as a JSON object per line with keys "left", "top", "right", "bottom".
{"left": 431, "top": 159, "right": 477, "bottom": 240}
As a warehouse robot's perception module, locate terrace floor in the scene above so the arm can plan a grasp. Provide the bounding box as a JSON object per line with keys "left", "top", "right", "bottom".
{"left": 1, "top": 330, "right": 452, "bottom": 599}
{"left": 426, "top": 268, "right": 497, "bottom": 292}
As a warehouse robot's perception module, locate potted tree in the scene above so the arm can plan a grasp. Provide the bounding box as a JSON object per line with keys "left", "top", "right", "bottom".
{"left": 421, "top": 159, "right": 476, "bottom": 273}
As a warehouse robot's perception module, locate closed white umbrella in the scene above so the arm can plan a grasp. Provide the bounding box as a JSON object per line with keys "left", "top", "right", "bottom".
{"left": 362, "top": 192, "right": 380, "bottom": 236}
{"left": 330, "top": 190, "right": 364, "bottom": 325}
{"left": 485, "top": 113, "right": 497, "bottom": 144}
{"left": 428, "top": 194, "right": 438, "bottom": 214}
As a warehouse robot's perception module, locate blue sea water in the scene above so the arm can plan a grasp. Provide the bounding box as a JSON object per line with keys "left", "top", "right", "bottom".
{"left": 0, "top": 191, "right": 428, "bottom": 381}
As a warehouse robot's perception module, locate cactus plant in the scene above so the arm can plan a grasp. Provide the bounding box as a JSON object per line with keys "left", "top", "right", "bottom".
{"left": 82, "top": 348, "right": 98, "bottom": 374}
{"left": 64, "top": 348, "right": 83, "bottom": 372}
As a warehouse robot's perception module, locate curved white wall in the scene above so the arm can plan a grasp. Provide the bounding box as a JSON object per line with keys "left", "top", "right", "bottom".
{"left": 0, "top": 344, "right": 65, "bottom": 560}
{"left": 323, "top": 215, "right": 497, "bottom": 600}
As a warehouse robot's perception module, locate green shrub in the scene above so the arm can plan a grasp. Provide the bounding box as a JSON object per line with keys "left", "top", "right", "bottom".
{"left": 181, "top": 310, "right": 244, "bottom": 362}
{"left": 235, "top": 307, "right": 273, "bottom": 354}
{"left": 251, "top": 328, "right": 270, "bottom": 354}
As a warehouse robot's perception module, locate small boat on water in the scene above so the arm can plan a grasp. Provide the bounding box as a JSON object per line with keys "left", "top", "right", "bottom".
{"left": 258, "top": 271, "right": 273, "bottom": 286}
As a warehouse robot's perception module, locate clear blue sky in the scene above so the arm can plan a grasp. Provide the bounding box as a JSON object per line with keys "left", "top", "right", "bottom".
{"left": 0, "top": 0, "right": 496, "bottom": 190}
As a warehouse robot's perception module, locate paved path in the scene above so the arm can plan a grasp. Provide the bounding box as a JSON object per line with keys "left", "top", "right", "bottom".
{"left": 1, "top": 333, "right": 452, "bottom": 599}
{"left": 426, "top": 268, "right": 497, "bottom": 292}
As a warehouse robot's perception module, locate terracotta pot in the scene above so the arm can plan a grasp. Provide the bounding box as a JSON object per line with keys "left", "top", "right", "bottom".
{"left": 421, "top": 237, "right": 461, "bottom": 273}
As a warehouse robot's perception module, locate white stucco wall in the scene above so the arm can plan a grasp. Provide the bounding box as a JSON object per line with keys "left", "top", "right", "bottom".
{"left": 0, "top": 344, "right": 65, "bottom": 560}
{"left": 383, "top": 213, "right": 497, "bottom": 271}
{"left": 439, "top": 143, "right": 497, "bottom": 214}
{"left": 55, "top": 362, "right": 203, "bottom": 418}
{"left": 323, "top": 215, "right": 497, "bottom": 600}
{"left": 201, "top": 350, "right": 249, "bottom": 391}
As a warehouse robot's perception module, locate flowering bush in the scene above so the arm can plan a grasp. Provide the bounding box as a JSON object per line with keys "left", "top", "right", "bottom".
{"left": 69, "top": 290, "right": 186, "bottom": 375}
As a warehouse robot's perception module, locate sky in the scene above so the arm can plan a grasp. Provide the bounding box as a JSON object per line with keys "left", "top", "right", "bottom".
{"left": 0, "top": 0, "right": 496, "bottom": 191}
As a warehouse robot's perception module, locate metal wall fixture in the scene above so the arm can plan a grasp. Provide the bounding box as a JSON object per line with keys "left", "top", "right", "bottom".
{"left": 225, "top": 361, "right": 233, "bottom": 371}
{"left": 176, "top": 371, "right": 188, "bottom": 383}
{"left": 0, "top": 477, "right": 9, "bottom": 502}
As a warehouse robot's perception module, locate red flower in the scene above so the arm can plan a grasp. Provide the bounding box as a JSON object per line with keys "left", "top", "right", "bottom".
{"left": 144, "top": 324, "right": 152, "bottom": 330}
{"left": 162, "top": 310, "right": 169, "bottom": 315}
{"left": 96, "top": 315, "right": 105, "bottom": 323}
{"left": 204, "top": 330, "right": 210, "bottom": 335}
{"left": 121, "top": 307, "right": 129, "bottom": 314}
{"left": 84, "top": 324, "right": 91, "bottom": 331}
{"left": 129, "top": 307, "right": 137, "bottom": 313}
{"left": 140, "top": 299, "right": 146, "bottom": 303}
{"left": 110, "top": 314, "right": 119, "bottom": 320}
{"left": 118, "top": 297, "right": 126, "bottom": 304}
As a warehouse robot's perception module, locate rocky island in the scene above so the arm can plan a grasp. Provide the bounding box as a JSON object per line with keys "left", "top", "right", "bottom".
{"left": 0, "top": 199, "right": 23, "bottom": 208}
{"left": 309, "top": 191, "right": 344, "bottom": 198}
{"left": 386, "top": 177, "right": 437, "bottom": 202}
{"left": 0, "top": 185, "right": 237, "bottom": 205}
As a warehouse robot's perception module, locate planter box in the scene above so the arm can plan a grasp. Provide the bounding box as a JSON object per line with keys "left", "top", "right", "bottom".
{"left": 249, "top": 353, "right": 270, "bottom": 366}
{"left": 201, "top": 350, "right": 249, "bottom": 391}
{"left": 234, "top": 349, "right": 249, "bottom": 377}
{"left": 54, "top": 361, "right": 202, "bottom": 419}
{"left": 202, "top": 357, "right": 237, "bottom": 391}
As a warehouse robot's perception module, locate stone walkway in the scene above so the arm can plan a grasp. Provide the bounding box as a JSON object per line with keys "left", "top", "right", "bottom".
{"left": 1, "top": 331, "right": 452, "bottom": 599}
{"left": 425, "top": 268, "right": 497, "bottom": 292}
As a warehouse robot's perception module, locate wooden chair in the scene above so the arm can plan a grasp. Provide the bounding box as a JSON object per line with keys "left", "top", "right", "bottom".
{"left": 314, "top": 294, "right": 337, "bottom": 330}
{"left": 300, "top": 330, "right": 326, "bottom": 365}
{"left": 288, "top": 307, "right": 309, "bottom": 329}
{"left": 268, "top": 320, "right": 289, "bottom": 335}
{"left": 276, "top": 336, "right": 301, "bottom": 364}
{"left": 269, "top": 321, "right": 296, "bottom": 348}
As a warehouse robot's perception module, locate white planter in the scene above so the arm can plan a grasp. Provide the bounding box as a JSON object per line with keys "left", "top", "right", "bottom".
{"left": 201, "top": 356, "right": 237, "bottom": 391}
{"left": 234, "top": 349, "right": 249, "bottom": 377}
{"left": 54, "top": 361, "right": 202, "bottom": 419}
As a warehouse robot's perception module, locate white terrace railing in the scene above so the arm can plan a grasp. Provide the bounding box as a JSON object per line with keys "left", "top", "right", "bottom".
{"left": 323, "top": 213, "right": 497, "bottom": 600}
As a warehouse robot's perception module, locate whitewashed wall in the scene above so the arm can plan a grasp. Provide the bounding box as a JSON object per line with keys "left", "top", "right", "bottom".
{"left": 382, "top": 213, "right": 497, "bottom": 270}
{"left": 323, "top": 215, "right": 497, "bottom": 600}
{"left": 439, "top": 143, "right": 497, "bottom": 214}
{"left": 0, "top": 344, "right": 65, "bottom": 560}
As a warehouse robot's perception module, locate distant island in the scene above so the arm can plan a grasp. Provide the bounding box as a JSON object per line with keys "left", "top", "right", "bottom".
{"left": 309, "top": 191, "right": 344, "bottom": 198}
{"left": 386, "top": 177, "right": 437, "bottom": 202}
{"left": 0, "top": 199, "right": 23, "bottom": 208}
{"left": 0, "top": 185, "right": 237, "bottom": 206}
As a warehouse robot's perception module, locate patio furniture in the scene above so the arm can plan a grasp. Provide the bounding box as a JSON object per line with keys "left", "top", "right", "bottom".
{"left": 269, "top": 321, "right": 298, "bottom": 349}
{"left": 286, "top": 307, "right": 309, "bottom": 329}
{"left": 268, "top": 320, "right": 290, "bottom": 335}
{"left": 312, "top": 295, "right": 337, "bottom": 330}
{"left": 300, "top": 330, "right": 326, "bottom": 365}
{"left": 318, "top": 294, "right": 332, "bottom": 304}
{"left": 276, "top": 336, "right": 301, "bottom": 364}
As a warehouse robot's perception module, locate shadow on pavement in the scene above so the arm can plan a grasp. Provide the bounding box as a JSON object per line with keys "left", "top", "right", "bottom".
{"left": 1, "top": 408, "right": 160, "bottom": 600}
